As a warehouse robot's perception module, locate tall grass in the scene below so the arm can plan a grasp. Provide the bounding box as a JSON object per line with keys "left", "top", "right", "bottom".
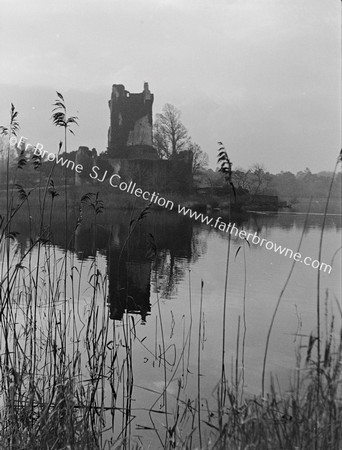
{"left": 0, "top": 103, "right": 341, "bottom": 449}
{"left": 217, "top": 142, "right": 235, "bottom": 422}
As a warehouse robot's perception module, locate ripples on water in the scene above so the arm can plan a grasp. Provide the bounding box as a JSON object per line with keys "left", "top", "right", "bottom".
{"left": 4, "top": 206, "right": 341, "bottom": 445}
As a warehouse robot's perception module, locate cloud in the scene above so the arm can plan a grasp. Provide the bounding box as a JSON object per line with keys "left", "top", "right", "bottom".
{"left": 0, "top": 0, "right": 340, "bottom": 172}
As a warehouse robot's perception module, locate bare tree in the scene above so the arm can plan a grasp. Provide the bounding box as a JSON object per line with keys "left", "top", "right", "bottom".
{"left": 153, "top": 103, "right": 189, "bottom": 158}
{"left": 249, "top": 163, "right": 272, "bottom": 195}
{"left": 188, "top": 141, "right": 209, "bottom": 173}
{"left": 153, "top": 121, "right": 170, "bottom": 159}
{"left": 232, "top": 168, "right": 251, "bottom": 191}
{"left": 231, "top": 164, "right": 272, "bottom": 194}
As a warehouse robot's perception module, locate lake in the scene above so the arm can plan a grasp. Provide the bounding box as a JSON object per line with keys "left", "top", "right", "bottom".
{"left": 3, "top": 201, "right": 342, "bottom": 447}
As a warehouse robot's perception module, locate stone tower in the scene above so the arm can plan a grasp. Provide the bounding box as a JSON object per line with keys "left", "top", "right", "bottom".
{"left": 107, "top": 82, "right": 154, "bottom": 158}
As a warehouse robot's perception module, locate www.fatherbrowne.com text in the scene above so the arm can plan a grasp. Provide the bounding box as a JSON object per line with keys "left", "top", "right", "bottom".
{"left": 177, "top": 206, "right": 332, "bottom": 274}
{"left": 11, "top": 136, "right": 333, "bottom": 275}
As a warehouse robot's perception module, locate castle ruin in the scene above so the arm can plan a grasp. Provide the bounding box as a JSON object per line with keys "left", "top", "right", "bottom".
{"left": 75, "top": 81, "right": 193, "bottom": 192}
{"left": 107, "top": 82, "right": 158, "bottom": 160}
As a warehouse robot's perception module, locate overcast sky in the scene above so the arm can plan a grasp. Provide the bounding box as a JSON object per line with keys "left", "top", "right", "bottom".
{"left": 0, "top": 0, "right": 340, "bottom": 173}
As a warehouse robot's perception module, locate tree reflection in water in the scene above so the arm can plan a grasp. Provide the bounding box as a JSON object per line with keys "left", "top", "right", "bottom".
{"left": 8, "top": 202, "right": 339, "bottom": 325}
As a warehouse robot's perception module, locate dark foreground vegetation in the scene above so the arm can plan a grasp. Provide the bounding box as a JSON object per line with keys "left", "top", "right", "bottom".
{"left": 0, "top": 104, "right": 341, "bottom": 449}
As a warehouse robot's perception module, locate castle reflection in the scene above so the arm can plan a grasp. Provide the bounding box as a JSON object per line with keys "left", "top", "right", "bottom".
{"left": 8, "top": 199, "right": 339, "bottom": 324}
{"left": 105, "top": 209, "right": 196, "bottom": 323}
{"left": 72, "top": 208, "right": 201, "bottom": 323}
{"left": 107, "top": 221, "right": 153, "bottom": 323}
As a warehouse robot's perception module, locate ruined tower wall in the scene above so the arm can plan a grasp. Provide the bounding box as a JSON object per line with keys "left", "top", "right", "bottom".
{"left": 108, "top": 83, "right": 154, "bottom": 157}
{"left": 73, "top": 81, "right": 193, "bottom": 193}
{"left": 75, "top": 146, "right": 97, "bottom": 186}
{"left": 107, "top": 150, "right": 193, "bottom": 193}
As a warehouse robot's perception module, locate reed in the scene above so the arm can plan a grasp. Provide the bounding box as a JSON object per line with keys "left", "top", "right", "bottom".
{"left": 217, "top": 142, "right": 235, "bottom": 423}
{"left": 0, "top": 104, "right": 341, "bottom": 449}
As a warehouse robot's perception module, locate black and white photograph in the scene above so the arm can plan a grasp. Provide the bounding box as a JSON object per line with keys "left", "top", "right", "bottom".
{"left": 0, "top": 1, "right": 341, "bottom": 448}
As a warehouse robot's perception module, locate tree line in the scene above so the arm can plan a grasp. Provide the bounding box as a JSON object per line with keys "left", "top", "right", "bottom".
{"left": 152, "top": 104, "right": 341, "bottom": 201}
{"left": 1, "top": 101, "right": 340, "bottom": 202}
{"left": 200, "top": 165, "right": 341, "bottom": 201}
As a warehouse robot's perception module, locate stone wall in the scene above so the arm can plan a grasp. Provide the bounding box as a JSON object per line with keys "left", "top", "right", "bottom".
{"left": 108, "top": 82, "right": 154, "bottom": 157}
{"left": 75, "top": 82, "right": 193, "bottom": 193}
{"left": 108, "top": 149, "right": 193, "bottom": 193}
{"left": 75, "top": 146, "right": 97, "bottom": 185}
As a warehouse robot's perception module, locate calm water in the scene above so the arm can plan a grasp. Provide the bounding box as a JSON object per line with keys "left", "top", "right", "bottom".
{"left": 8, "top": 204, "right": 342, "bottom": 443}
